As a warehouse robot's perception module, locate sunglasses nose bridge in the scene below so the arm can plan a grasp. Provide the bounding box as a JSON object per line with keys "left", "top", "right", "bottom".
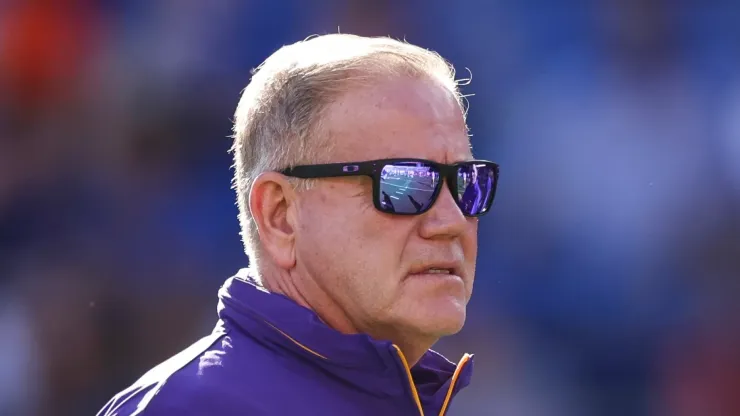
{"left": 429, "top": 175, "right": 465, "bottom": 214}
{"left": 444, "top": 170, "right": 459, "bottom": 198}
{"left": 438, "top": 168, "right": 462, "bottom": 209}
{"left": 418, "top": 178, "right": 469, "bottom": 239}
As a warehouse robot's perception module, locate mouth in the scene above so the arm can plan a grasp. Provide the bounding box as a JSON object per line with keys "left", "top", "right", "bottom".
{"left": 407, "top": 264, "right": 463, "bottom": 280}
{"left": 422, "top": 268, "right": 454, "bottom": 275}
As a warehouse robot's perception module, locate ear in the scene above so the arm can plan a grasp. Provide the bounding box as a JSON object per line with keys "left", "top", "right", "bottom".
{"left": 249, "top": 172, "right": 298, "bottom": 269}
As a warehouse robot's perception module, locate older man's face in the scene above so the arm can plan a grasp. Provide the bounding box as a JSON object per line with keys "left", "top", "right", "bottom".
{"left": 294, "top": 76, "right": 477, "bottom": 342}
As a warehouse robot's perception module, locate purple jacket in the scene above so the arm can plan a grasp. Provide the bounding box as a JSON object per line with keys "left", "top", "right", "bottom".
{"left": 97, "top": 270, "right": 474, "bottom": 415}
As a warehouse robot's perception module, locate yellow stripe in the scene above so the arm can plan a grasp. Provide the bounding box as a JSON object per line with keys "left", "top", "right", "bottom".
{"left": 437, "top": 353, "right": 472, "bottom": 416}
{"left": 392, "top": 344, "right": 425, "bottom": 416}
{"left": 264, "top": 321, "right": 328, "bottom": 360}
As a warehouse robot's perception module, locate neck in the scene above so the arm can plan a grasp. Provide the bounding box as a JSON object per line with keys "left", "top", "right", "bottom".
{"left": 260, "top": 265, "right": 312, "bottom": 310}
{"left": 389, "top": 335, "right": 436, "bottom": 367}
{"left": 259, "top": 264, "right": 436, "bottom": 367}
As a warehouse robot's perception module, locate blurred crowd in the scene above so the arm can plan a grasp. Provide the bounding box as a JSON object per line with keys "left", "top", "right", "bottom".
{"left": 1, "top": 1, "right": 739, "bottom": 415}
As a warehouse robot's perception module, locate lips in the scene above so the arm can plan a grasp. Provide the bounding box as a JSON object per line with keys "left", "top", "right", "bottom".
{"left": 408, "top": 262, "right": 463, "bottom": 279}
{"left": 424, "top": 268, "right": 452, "bottom": 274}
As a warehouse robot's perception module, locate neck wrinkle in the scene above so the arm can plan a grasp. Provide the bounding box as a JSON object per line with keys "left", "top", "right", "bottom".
{"left": 262, "top": 266, "right": 361, "bottom": 336}
{"left": 261, "top": 266, "right": 437, "bottom": 368}
{"left": 262, "top": 269, "right": 311, "bottom": 310}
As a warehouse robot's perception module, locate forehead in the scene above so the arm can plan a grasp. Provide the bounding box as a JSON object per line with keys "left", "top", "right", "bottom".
{"left": 323, "top": 77, "right": 472, "bottom": 163}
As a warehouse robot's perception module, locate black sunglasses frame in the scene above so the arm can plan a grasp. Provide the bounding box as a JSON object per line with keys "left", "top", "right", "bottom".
{"left": 280, "top": 158, "right": 500, "bottom": 217}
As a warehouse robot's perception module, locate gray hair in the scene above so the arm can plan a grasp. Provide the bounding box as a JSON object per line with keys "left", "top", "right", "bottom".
{"left": 231, "top": 34, "right": 468, "bottom": 265}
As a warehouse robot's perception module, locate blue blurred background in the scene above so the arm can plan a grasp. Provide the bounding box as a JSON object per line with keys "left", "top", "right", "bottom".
{"left": 1, "top": 1, "right": 739, "bottom": 415}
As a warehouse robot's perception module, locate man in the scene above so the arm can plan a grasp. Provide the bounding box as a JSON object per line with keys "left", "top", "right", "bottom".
{"left": 98, "top": 34, "right": 499, "bottom": 416}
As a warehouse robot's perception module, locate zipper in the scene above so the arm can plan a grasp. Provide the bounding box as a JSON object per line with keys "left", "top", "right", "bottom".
{"left": 391, "top": 345, "right": 425, "bottom": 416}
{"left": 437, "top": 353, "right": 472, "bottom": 416}
{"left": 392, "top": 345, "right": 472, "bottom": 416}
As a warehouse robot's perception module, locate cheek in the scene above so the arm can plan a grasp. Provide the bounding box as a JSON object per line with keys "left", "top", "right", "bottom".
{"left": 349, "top": 215, "right": 417, "bottom": 312}
{"left": 320, "top": 202, "right": 413, "bottom": 300}
{"left": 298, "top": 194, "right": 355, "bottom": 259}
{"left": 358, "top": 213, "right": 416, "bottom": 265}
{"left": 298, "top": 189, "right": 408, "bottom": 287}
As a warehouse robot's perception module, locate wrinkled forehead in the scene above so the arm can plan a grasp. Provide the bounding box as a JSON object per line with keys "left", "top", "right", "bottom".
{"left": 322, "top": 77, "right": 472, "bottom": 163}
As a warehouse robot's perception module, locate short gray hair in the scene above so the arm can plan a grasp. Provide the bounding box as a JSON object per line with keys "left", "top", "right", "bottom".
{"left": 231, "top": 34, "right": 467, "bottom": 264}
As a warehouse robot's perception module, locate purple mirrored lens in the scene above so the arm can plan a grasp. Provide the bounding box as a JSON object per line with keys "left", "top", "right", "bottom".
{"left": 457, "top": 163, "right": 495, "bottom": 215}
{"left": 379, "top": 163, "right": 440, "bottom": 214}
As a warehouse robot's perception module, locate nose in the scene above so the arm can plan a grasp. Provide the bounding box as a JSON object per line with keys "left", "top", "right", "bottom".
{"left": 418, "top": 182, "right": 470, "bottom": 240}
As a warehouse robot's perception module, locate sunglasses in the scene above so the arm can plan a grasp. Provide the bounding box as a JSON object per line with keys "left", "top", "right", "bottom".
{"left": 280, "top": 158, "right": 499, "bottom": 217}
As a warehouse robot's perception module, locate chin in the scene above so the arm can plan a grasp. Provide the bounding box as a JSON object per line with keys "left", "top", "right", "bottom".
{"left": 411, "top": 302, "right": 467, "bottom": 337}
{"left": 393, "top": 284, "right": 469, "bottom": 337}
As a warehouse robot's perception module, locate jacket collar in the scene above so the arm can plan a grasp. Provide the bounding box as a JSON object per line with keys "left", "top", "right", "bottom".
{"left": 217, "top": 269, "right": 474, "bottom": 413}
